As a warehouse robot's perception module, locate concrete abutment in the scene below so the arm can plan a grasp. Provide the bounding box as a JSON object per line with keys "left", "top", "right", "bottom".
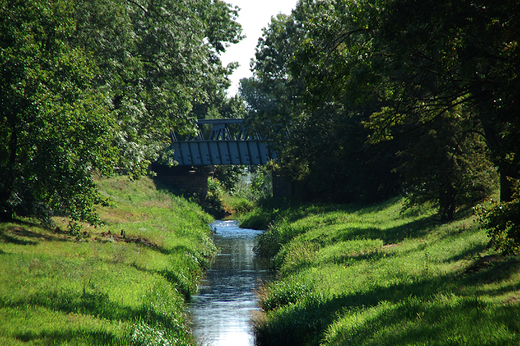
{"left": 151, "top": 164, "right": 293, "bottom": 201}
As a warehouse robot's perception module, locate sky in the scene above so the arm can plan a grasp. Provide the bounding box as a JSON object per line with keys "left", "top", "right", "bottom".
{"left": 220, "top": 0, "right": 298, "bottom": 96}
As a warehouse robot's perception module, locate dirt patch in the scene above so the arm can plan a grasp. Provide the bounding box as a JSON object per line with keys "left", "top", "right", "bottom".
{"left": 50, "top": 227, "right": 158, "bottom": 249}
{"left": 381, "top": 243, "right": 399, "bottom": 250}
{"left": 93, "top": 229, "right": 158, "bottom": 248}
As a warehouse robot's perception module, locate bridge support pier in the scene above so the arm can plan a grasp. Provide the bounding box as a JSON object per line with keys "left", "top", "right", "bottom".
{"left": 151, "top": 164, "right": 214, "bottom": 199}
{"left": 272, "top": 169, "right": 292, "bottom": 199}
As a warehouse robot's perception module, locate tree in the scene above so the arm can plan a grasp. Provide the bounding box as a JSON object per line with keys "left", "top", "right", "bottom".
{"left": 282, "top": 0, "right": 510, "bottom": 218}
{"left": 74, "top": 0, "right": 243, "bottom": 173}
{"left": 398, "top": 114, "right": 497, "bottom": 221}
{"left": 363, "top": 0, "right": 517, "bottom": 218}
{"left": 0, "top": 0, "right": 117, "bottom": 223}
{"left": 244, "top": 1, "right": 401, "bottom": 203}
{"left": 360, "top": 0, "right": 520, "bottom": 202}
{"left": 0, "top": 0, "right": 243, "bottom": 224}
{"left": 241, "top": 12, "right": 305, "bottom": 150}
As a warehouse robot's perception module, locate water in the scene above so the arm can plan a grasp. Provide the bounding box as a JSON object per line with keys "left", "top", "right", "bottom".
{"left": 190, "top": 220, "right": 273, "bottom": 346}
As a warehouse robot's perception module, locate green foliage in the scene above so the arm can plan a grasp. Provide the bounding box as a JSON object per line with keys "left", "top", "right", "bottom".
{"left": 0, "top": 0, "right": 117, "bottom": 224}
{"left": 223, "top": 195, "right": 256, "bottom": 214}
{"left": 254, "top": 222, "right": 282, "bottom": 256}
{"left": 358, "top": 0, "right": 519, "bottom": 197}
{"left": 213, "top": 165, "right": 247, "bottom": 193}
{"left": 74, "top": 0, "right": 243, "bottom": 171}
{"left": 259, "top": 276, "right": 315, "bottom": 311}
{"left": 399, "top": 117, "right": 498, "bottom": 221}
{"left": 248, "top": 168, "right": 273, "bottom": 201}
{"left": 246, "top": 0, "right": 510, "bottom": 217}
{"left": 0, "top": 0, "right": 242, "bottom": 223}
{"left": 240, "top": 12, "right": 303, "bottom": 149}
{"left": 243, "top": 2, "right": 402, "bottom": 204}
{"left": 208, "top": 167, "right": 273, "bottom": 217}
{"left": 198, "top": 177, "right": 226, "bottom": 219}
{"left": 478, "top": 180, "right": 520, "bottom": 255}
{"left": 252, "top": 198, "right": 520, "bottom": 346}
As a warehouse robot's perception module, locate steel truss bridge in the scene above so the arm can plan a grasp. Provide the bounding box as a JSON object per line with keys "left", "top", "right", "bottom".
{"left": 170, "top": 119, "right": 276, "bottom": 166}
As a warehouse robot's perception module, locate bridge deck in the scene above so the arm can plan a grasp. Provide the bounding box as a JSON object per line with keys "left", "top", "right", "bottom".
{"left": 172, "top": 140, "right": 273, "bottom": 166}
{"left": 170, "top": 119, "right": 275, "bottom": 166}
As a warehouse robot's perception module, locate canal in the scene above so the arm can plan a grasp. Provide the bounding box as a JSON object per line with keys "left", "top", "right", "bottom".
{"left": 190, "top": 220, "right": 273, "bottom": 345}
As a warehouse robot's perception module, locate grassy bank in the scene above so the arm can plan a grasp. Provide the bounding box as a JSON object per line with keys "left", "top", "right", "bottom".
{"left": 0, "top": 176, "right": 216, "bottom": 345}
{"left": 246, "top": 198, "right": 520, "bottom": 345}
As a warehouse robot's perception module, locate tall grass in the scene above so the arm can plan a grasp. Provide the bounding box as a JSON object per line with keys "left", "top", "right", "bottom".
{"left": 0, "top": 176, "right": 216, "bottom": 345}
{"left": 252, "top": 197, "right": 520, "bottom": 345}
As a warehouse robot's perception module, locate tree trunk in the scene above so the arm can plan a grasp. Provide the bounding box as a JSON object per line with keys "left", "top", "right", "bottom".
{"left": 439, "top": 182, "right": 456, "bottom": 222}
{"left": 500, "top": 169, "right": 519, "bottom": 202}
{"left": 0, "top": 127, "right": 18, "bottom": 220}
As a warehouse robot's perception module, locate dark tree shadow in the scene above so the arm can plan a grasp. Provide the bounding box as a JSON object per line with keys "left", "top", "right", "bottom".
{"left": 0, "top": 224, "right": 70, "bottom": 245}
{"left": 256, "top": 242, "right": 520, "bottom": 346}
{"left": 14, "top": 329, "right": 121, "bottom": 346}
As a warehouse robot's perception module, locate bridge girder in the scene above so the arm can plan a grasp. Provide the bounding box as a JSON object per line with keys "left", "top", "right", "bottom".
{"left": 170, "top": 119, "right": 276, "bottom": 166}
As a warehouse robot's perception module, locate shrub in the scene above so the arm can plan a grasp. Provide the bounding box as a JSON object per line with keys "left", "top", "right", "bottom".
{"left": 478, "top": 180, "right": 520, "bottom": 255}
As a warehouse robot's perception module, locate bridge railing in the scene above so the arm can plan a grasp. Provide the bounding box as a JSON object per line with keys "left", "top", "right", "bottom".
{"left": 170, "top": 119, "right": 276, "bottom": 166}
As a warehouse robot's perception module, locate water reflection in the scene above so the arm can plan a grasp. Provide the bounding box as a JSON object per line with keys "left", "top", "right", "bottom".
{"left": 190, "top": 220, "right": 272, "bottom": 346}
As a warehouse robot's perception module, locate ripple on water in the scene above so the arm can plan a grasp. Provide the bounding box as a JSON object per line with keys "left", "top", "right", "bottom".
{"left": 190, "top": 220, "right": 273, "bottom": 346}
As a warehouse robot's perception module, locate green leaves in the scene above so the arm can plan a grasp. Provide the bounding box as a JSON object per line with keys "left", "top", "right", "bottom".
{"left": 74, "top": 0, "right": 243, "bottom": 175}
{"left": 480, "top": 180, "right": 520, "bottom": 255}
{"left": 0, "top": 0, "right": 242, "bottom": 224}
{"left": 245, "top": 0, "right": 515, "bottom": 218}
{"left": 244, "top": 0, "right": 402, "bottom": 203}
{"left": 0, "top": 0, "right": 115, "bottom": 223}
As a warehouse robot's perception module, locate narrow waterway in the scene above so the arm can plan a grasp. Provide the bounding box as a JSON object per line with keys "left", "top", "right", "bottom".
{"left": 190, "top": 220, "right": 273, "bottom": 346}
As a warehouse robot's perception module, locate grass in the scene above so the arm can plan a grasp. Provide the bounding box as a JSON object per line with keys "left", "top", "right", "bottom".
{"left": 250, "top": 197, "right": 520, "bottom": 345}
{"left": 0, "top": 175, "right": 216, "bottom": 345}
{"left": 220, "top": 193, "right": 256, "bottom": 215}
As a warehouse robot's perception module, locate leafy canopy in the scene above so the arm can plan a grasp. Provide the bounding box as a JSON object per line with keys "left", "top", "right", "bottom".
{"left": 245, "top": 0, "right": 514, "bottom": 219}
{"left": 0, "top": 0, "right": 242, "bottom": 225}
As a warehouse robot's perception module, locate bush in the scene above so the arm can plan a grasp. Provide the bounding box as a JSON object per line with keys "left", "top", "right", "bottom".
{"left": 222, "top": 195, "right": 256, "bottom": 214}
{"left": 478, "top": 179, "right": 520, "bottom": 255}
{"left": 197, "top": 178, "right": 226, "bottom": 219}
{"left": 240, "top": 209, "right": 273, "bottom": 230}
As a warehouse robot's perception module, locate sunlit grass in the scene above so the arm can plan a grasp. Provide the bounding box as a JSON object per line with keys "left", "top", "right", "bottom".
{"left": 0, "top": 175, "right": 216, "bottom": 345}
{"left": 252, "top": 197, "right": 520, "bottom": 345}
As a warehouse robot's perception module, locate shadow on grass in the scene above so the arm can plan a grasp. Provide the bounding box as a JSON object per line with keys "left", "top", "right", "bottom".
{"left": 1, "top": 290, "right": 129, "bottom": 322}
{"left": 0, "top": 225, "right": 70, "bottom": 245}
{"left": 379, "top": 214, "right": 438, "bottom": 244}
{"left": 0, "top": 288, "right": 182, "bottom": 335}
{"left": 443, "top": 242, "right": 489, "bottom": 263}
{"left": 325, "top": 297, "right": 520, "bottom": 346}
{"left": 256, "top": 247, "right": 520, "bottom": 346}
{"left": 463, "top": 256, "right": 520, "bottom": 286}
{"left": 353, "top": 196, "right": 404, "bottom": 215}
{"left": 14, "top": 329, "right": 122, "bottom": 346}
{"left": 244, "top": 200, "right": 384, "bottom": 230}
{"left": 324, "top": 214, "right": 438, "bottom": 245}
{"left": 126, "top": 244, "right": 207, "bottom": 299}
{"left": 151, "top": 243, "right": 202, "bottom": 256}
{"left": 326, "top": 249, "right": 394, "bottom": 267}
{"left": 256, "top": 274, "right": 453, "bottom": 346}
